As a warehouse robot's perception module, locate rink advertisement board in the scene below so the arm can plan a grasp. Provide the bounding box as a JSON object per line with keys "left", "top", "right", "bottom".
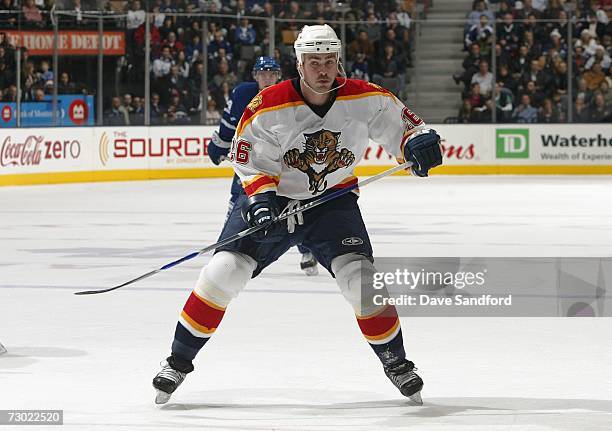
{"left": 494, "top": 125, "right": 612, "bottom": 165}
{"left": 425, "top": 124, "right": 612, "bottom": 174}
{"left": 0, "top": 126, "right": 233, "bottom": 185}
{"left": 0, "top": 96, "right": 95, "bottom": 128}
{"left": 97, "top": 127, "right": 215, "bottom": 170}
{"left": 3, "top": 30, "right": 126, "bottom": 56}
{"left": 1, "top": 124, "right": 611, "bottom": 186}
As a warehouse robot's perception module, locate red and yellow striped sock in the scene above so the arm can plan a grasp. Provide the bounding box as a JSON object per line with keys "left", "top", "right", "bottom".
{"left": 356, "top": 304, "right": 401, "bottom": 346}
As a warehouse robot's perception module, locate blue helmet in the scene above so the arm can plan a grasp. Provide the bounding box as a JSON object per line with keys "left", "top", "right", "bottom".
{"left": 253, "top": 56, "right": 281, "bottom": 72}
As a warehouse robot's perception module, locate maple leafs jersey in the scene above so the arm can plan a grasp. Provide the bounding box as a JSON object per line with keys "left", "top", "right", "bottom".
{"left": 230, "top": 78, "right": 426, "bottom": 200}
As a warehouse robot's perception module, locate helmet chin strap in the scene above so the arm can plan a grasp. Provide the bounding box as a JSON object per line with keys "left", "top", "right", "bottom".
{"left": 298, "top": 61, "right": 348, "bottom": 96}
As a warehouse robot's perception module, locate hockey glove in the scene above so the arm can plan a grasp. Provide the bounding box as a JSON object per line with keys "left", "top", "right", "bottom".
{"left": 403, "top": 128, "right": 443, "bottom": 177}
{"left": 241, "top": 192, "right": 286, "bottom": 243}
{"left": 208, "top": 131, "right": 231, "bottom": 165}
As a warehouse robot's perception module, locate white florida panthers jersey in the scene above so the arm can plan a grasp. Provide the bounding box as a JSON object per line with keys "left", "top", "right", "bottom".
{"left": 230, "top": 78, "right": 426, "bottom": 200}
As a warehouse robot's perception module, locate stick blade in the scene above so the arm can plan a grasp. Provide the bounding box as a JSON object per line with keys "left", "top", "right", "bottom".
{"left": 74, "top": 286, "right": 119, "bottom": 295}
{"left": 73, "top": 269, "right": 160, "bottom": 295}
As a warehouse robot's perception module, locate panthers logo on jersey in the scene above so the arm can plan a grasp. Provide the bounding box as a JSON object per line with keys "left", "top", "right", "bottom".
{"left": 283, "top": 129, "right": 355, "bottom": 195}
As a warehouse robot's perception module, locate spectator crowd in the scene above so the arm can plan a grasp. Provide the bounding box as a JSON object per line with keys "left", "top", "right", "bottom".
{"left": 2, "top": 0, "right": 609, "bottom": 125}
{"left": 0, "top": 0, "right": 417, "bottom": 126}
{"left": 454, "top": 0, "right": 611, "bottom": 123}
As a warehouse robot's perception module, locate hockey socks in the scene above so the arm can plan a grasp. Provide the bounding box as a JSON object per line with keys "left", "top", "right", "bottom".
{"left": 356, "top": 304, "right": 406, "bottom": 366}
{"left": 356, "top": 305, "right": 423, "bottom": 402}
{"left": 171, "top": 289, "right": 227, "bottom": 361}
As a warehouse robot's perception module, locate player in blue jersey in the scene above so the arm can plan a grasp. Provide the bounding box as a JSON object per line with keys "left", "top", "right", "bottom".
{"left": 208, "top": 56, "right": 319, "bottom": 275}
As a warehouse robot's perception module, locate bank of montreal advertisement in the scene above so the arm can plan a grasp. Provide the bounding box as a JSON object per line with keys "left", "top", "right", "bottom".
{"left": 0, "top": 124, "right": 611, "bottom": 183}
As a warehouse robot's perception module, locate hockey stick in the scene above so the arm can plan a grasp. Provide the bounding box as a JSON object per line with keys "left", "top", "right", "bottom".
{"left": 74, "top": 161, "right": 411, "bottom": 295}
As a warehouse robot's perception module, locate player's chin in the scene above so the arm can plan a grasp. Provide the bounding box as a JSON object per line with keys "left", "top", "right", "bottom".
{"left": 315, "top": 81, "right": 333, "bottom": 91}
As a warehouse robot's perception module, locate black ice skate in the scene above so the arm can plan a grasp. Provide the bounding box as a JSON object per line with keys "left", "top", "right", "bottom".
{"left": 152, "top": 356, "right": 193, "bottom": 404}
{"left": 384, "top": 360, "right": 424, "bottom": 405}
{"left": 300, "top": 252, "right": 318, "bottom": 276}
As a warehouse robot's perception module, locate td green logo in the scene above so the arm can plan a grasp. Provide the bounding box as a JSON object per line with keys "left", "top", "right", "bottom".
{"left": 496, "top": 129, "right": 529, "bottom": 158}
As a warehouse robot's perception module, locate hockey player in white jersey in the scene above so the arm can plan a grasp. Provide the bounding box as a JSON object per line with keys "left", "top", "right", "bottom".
{"left": 208, "top": 56, "right": 320, "bottom": 276}
{"left": 153, "top": 24, "right": 442, "bottom": 405}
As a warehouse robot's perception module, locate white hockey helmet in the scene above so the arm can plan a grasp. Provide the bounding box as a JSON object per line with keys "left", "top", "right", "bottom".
{"left": 294, "top": 24, "right": 342, "bottom": 64}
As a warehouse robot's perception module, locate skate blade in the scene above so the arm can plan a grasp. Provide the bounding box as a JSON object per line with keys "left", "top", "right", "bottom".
{"left": 408, "top": 391, "right": 423, "bottom": 406}
{"left": 155, "top": 390, "right": 171, "bottom": 405}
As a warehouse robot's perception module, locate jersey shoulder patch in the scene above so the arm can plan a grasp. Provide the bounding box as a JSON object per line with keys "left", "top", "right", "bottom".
{"left": 244, "top": 80, "right": 301, "bottom": 115}
{"left": 247, "top": 93, "right": 263, "bottom": 113}
{"left": 236, "top": 80, "right": 302, "bottom": 136}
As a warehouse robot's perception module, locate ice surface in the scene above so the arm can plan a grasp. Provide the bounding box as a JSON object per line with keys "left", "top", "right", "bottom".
{"left": 1, "top": 176, "right": 612, "bottom": 430}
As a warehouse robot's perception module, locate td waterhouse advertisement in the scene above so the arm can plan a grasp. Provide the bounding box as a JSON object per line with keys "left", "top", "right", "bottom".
{"left": 494, "top": 125, "right": 612, "bottom": 164}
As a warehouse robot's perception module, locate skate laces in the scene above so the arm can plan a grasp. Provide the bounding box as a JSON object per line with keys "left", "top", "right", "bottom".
{"left": 388, "top": 359, "right": 416, "bottom": 372}
{"left": 157, "top": 361, "right": 186, "bottom": 384}
{"left": 386, "top": 360, "right": 419, "bottom": 386}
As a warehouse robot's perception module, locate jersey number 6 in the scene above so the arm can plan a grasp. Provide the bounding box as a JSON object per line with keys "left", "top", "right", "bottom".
{"left": 232, "top": 139, "right": 251, "bottom": 165}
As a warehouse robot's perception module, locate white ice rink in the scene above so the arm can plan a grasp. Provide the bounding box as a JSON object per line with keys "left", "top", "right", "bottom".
{"left": 1, "top": 175, "right": 612, "bottom": 430}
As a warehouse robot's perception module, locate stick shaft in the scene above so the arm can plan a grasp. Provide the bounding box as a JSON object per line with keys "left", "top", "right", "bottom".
{"left": 75, "top": 162, "right": 410, "bottom": 295}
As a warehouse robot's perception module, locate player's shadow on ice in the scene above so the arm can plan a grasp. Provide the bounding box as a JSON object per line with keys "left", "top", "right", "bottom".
{"left": 162, "top": 397, "right": 612, "bottom": 424}
{"left": 161, "top": 397, "right": 612, "bottom": 414}
{"left": 401, "top": 397, "right": 612, "bottom": 417}
{"left": 0, "top": 346, "right": 86, "bottom": 370}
